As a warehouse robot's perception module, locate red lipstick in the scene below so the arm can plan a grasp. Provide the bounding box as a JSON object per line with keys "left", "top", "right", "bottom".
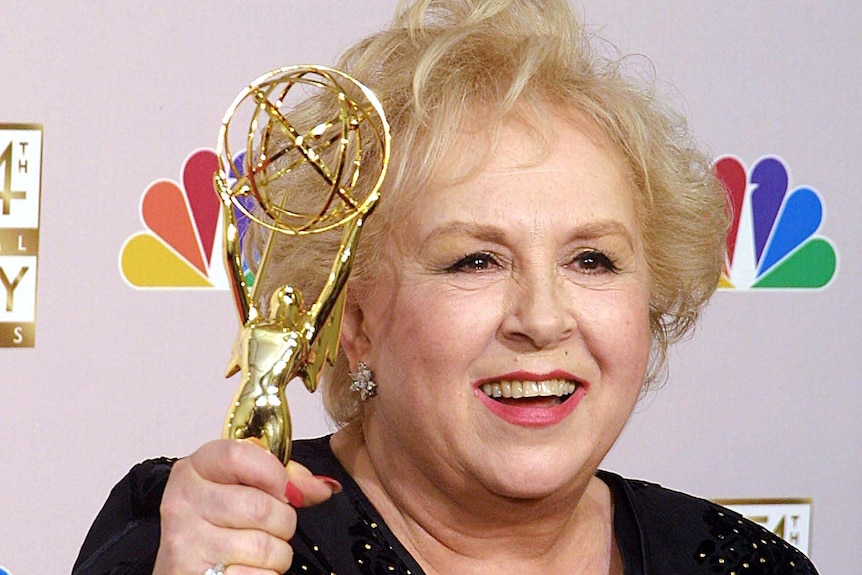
{"left": 473, "top": 371, "right": 588, "bottom": 428}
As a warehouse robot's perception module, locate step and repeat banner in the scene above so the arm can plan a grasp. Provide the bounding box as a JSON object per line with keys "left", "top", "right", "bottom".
{"left": 1, "top": 2, "right": 859, "bottom": 573}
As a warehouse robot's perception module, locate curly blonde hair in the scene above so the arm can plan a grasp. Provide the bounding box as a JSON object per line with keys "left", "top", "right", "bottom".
{"left": 249, "top": 0, "right": 728, "bottom": 428}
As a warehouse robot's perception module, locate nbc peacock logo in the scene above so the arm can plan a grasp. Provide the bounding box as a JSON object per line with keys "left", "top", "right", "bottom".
{"left": 120, "top": 149, "right": 238, "bottom": 290}
{"left": 715, "top": 155, "right": 837, "bottom": 290}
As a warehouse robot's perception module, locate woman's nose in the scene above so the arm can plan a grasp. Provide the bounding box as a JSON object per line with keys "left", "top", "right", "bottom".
{"left": 499, "top": 270, "right": 575, "bottom": 350}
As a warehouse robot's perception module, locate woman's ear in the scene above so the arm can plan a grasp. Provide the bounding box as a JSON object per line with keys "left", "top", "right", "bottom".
{"left": 340, "top": 301, "right": 371, "bottom": 364}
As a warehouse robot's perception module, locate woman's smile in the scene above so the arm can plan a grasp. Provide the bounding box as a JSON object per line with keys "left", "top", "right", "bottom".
{"left": 479, "top": 379, "right": 577, "bottom": 401}
{"left": 473, "top": 370, "right": 587, "bottom": 427}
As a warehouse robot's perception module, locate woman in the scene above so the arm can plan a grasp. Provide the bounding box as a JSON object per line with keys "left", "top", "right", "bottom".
{"left": 75, "top": 1, "right": 818, "bottom": 574}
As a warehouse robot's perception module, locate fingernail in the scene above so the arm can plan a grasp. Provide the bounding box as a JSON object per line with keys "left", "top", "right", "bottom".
{"left": 284, "top": 481, "right": 304, "bottom": 507}
{"left": 314, "top": 475, "right": 343, "bottom": 494}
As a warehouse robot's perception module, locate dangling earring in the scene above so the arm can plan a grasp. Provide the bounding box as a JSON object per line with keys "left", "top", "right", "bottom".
{"left": 349, "top": 361, "right": 377, "bottom": 401}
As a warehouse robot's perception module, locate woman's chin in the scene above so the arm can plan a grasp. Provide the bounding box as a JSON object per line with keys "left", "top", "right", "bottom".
{"left": 475, "top": 459, "right": 588, "bottom": 502}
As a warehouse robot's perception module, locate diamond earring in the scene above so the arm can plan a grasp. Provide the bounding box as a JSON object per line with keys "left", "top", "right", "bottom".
{"left": 349, "top": 361, "right": 377, "bottom": 401}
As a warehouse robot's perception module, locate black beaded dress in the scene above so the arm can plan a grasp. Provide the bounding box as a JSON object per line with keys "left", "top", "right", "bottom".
{"left": 73, "top": 436, "right": 818, "bottom": 575}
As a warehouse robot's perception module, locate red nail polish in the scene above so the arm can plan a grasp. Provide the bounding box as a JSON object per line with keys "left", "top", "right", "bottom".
{"left": 314, "top": 475, "right": 343, "bottom": 494}
{"left": 284, "top": 481, "right": 304, "bottom": 507}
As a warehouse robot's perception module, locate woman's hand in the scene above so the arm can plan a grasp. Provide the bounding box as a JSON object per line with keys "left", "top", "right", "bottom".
{"left": 153, "top": 439, "right": 340, "bottom": 575}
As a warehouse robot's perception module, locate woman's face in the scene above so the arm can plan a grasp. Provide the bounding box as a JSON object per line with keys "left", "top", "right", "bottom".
{"left": 344, "top": 115, "right": 652, "bottom": 499}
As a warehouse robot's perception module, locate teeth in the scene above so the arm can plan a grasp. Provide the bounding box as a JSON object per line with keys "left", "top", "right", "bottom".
{"left": 480, "top": 379, "right": 576, "bottom": 399}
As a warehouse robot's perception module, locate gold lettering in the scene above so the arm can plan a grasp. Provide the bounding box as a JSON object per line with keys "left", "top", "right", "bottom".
{"left": 0, "top": 265, "right": 28, "bottom": 311}
{"left": 1, "top": 142, "right": 27, "bottom": 214}
{"left": 772, "top": 516, "right": 785, "bottom": 538}
{"left": 18, "top": 158, "right": 28, "bottom": 173}
{"left": 17, "top": 234, "right": 25, "bottom": 252}
{"left": 13, "top": 326, "right": 23, "bottom": 344}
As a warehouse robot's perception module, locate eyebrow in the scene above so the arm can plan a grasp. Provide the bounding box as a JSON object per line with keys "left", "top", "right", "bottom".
{"left": 424, "top": 219, "right": 636, "bottom": 247}
{"left": 424, "top": 222, "right": 508, "bottom": 244}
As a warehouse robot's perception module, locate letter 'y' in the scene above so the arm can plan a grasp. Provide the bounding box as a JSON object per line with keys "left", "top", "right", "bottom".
{"left": 0, "top": 266, "right": 28, "bottom": 312}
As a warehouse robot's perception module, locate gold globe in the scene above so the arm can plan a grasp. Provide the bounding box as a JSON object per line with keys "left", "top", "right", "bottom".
{"left": 215, "top": 65, "right": 389, "bottom": 236}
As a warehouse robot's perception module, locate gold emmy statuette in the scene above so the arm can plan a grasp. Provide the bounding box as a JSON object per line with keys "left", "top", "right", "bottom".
{"left": 214, "top": 65, "right": 390, "bottom": 464}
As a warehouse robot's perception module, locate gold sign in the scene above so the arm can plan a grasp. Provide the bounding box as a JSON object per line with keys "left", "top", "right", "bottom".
{"left": 214, "top": 66, "right": 390, "bottom": 464}
{"left": 715, "top": 498, "right": 813, "bottom": 554}
{"left": 0, "top": 124, "right": 42, "bottom": 348}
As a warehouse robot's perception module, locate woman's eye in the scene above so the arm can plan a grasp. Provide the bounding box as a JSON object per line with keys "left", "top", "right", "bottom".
{"left": 446, "top": 252, "right": 499, "bottom": 273}
{"left": 572, "top": 250, "right": 618, "bottom": 273}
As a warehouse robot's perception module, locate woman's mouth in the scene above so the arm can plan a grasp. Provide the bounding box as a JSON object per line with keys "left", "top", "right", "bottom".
{"left": 475, "top": 377, "right": 587, "bottom": 427}
{"left": 479, "top": 379, "right": 576, "bottom": 402}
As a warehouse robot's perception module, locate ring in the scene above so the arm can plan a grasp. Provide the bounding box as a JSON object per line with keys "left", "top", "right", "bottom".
{"left": 205, "top": 563, "right": 225, "bottom": 575}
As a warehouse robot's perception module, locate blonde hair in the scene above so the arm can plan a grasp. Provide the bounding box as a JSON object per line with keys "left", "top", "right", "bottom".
{"left": 250, "top": 0, "right": 729, "bottom": 427}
